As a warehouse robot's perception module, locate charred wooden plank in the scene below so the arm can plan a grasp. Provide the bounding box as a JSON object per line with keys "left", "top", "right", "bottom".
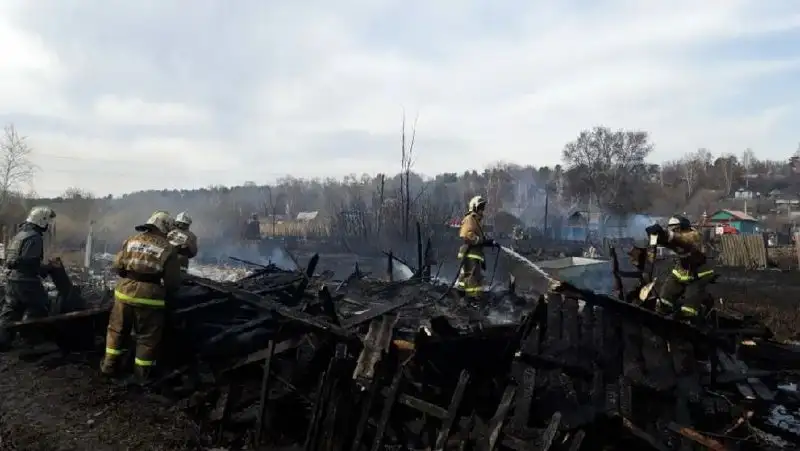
{"left": 553, "top": 282, "right": 733, "bottom": 350}
{"left": 620, "top": 322, "right": 645, "bottom": 384}
{"left": 561, "top": 297, "right": 580, "bottom": 367}
{"left": 716, "top": 350, "right": 756, "bottom": 399}
{"left": 666, "top": 422, "right": 729, "bottom": 450}
{"left": 253, "top": 340, "right": 276, "bottom": 446}
{"left": 566, "top": 429, "right": 585, "bottom": 451}
{"left": 4, "top": 305, "right": 110, "bottom": 330}
{"left": 173, "top": 297, "right": 230, "bottom": 315}
{"left": 579, "top": 304, "right": 596, "bottom": 366}
{"left": 292, "top": 253, "right": 319, "bottom": 301}
{"left": 538, "top": 412, "right": 561, "bottom": 450}
{"left": 544, "top": 293, "right": 563, "bottom": 349}
{"left": 483, "top": 384, "right": 517, "bottom": 451}
{"left": 370, "top": 366, "right": 404, "bottom": 451}
{"left": 434, "top": 370, "right": 470, "bottom": 451}
{"left": 341, "top": 297, "right": 418, "bottom": 330}
{"left": 214, "top": 379, "right": 244, "bottom": 444}
{"left": 319, "top": 345, "right": 350, "bottom": 451}
{"left": 640, "top": 326, "right": 675, "bottom": 391}
{"left": 187, "top": 275, "right": 349, "bottom": 337}
{"left": 304, "top": 366, "right": 332, "bottom": 451}
{"left": 729, "top": 354, "right": 775, "bottom": 401}
{"left": 620, "top": 416, "right": 669, "bottom": 451}
{"left": 317, "top": 286, "right": 340, "bottom": 325}
{"left": 353, "top": 314, "right": 398, "bottom": 385}
{"left": 226, "top": 336, "right": 304, "bottom": 371}
{"left": 350, "top": 362, "right": 384, "bottom": 451}
{"left": 511, "top": 366, "right": 536, "bottom": 431}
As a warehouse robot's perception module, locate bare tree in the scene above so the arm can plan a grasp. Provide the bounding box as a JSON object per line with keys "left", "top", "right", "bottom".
{"left": 713, "top": 154, "right": 739, "bottom": 195}
{"left": 561, "top": 126, "right": 653, "bottom": 213}
{"left": 62, "top": 187, "right": 94, "bottom": 200}
{"left": 679, "top": 156, "right": 700, "bottom": 201}
{"left": 0, "top": 124, "right": 36, "bottom": 210}
{"left": 399, "top": 110, "right": 418, "bottom": 240}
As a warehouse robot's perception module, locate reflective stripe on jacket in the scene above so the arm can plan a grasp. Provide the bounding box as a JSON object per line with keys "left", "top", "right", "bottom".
{"left": 457, "top": 212, "right": 484, "bottom": 261}
{"left": 112, "top": 231, "right": 181, "bottom": 308}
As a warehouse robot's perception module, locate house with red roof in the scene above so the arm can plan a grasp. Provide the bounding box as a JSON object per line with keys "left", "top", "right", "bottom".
{"left": 707, "top": 209, "right": 761, "bottom": 235}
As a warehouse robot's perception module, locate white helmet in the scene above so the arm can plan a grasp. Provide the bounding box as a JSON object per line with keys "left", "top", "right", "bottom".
{"left": 468, "top": 195, "right": 487, "bottom": 212}
{"left": 667, "top": 215, "right": 690, "bottom": 229}
{"left": 26, "top": 206, "right": 56, "bottom": 229}
{"left": 135, "top": 210, "right": 174, "bottom": 234}
{"left": 175, "top": 211, "right": 192, "bottom": 227}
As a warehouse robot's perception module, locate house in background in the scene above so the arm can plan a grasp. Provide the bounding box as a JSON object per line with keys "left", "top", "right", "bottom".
{"left": 707, "top": 209, "right": 761, "bottom": 235}
{"left": 562, "top": 210, "right": 602, "bottom": 241}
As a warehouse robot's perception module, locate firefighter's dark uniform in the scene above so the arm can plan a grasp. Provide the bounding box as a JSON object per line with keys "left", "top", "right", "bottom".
{"left": 455, "top": 212, "right": 485, "bottom": 297}
{"left": 167, "top": 227, "right": 198, "bottom": 271}
{"left": 101, "top": 227, "right": 181, "bottom": 379}
{"left": 243, "top": 216, "right": 261, "bottom": 254}
{"left": 657, "top": 227, "right": 714, "bottom": 318}
{"left": 0, "top": 223, "right": 51, "bottom": 348}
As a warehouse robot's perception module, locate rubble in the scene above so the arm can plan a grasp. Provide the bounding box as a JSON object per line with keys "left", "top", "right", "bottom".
{"left": 0, "top": 250, "right": 798, "bottom": 450}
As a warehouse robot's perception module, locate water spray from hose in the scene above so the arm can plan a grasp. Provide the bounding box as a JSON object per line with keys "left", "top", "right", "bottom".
{"left": 498, "top": 245, "right": 557, "bottom": 284}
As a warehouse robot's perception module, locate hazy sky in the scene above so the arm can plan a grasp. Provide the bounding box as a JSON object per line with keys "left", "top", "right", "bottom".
{"left": 2, "top": 0, "right": 800, "bottom": 197}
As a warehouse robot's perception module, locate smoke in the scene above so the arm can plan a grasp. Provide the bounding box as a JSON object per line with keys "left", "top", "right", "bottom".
{"left": 88, "top": 185, "right": 274, "bottom": 249}
{"left": 198, "top": 241, "right": 298, "bottom": 271}
{"left": 623, "top": 214, "right": 656, "bottom": 240}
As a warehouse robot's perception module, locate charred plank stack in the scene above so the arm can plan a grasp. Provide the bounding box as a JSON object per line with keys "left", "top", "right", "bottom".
{"left": 4, "top": 253, "right": 798, "bottom": 450}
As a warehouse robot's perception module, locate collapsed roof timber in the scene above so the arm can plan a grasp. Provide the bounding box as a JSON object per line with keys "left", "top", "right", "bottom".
{"left": 1, "top": 251, "right": 799, "bottom": 450}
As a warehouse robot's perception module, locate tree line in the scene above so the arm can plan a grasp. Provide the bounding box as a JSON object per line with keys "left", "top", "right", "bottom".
{"left": 1, "top": 123, "right": 797, "bottom": 244}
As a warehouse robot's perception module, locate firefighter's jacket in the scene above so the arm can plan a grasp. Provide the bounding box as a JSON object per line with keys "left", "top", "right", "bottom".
{"left": 457, "top": 212, "right": 485, "bottom": 262}
{"left": 113, "top": 230, "right": 182, "bottom": 308}
{"left": 167, "top": 228, "right": 198, "bottom": 269}
{"left": 5, "top": 223, "right": 46, "bottom": 282}
{"left": 666, "top": 227, "right": 712, "bottom": 281}
{"left": 243, "top": 219, "right": 261, "bottom": 241}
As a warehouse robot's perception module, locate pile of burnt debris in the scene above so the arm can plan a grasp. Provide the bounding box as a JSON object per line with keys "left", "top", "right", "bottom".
{"left": 5, "top": 252, "right": 800, "bottom": 451}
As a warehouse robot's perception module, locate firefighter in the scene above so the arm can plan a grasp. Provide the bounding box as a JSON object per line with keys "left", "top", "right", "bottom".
{"left": 168, "top": 211, "right": 198, "bottom": 271}
{"left": 243, "top": 213, "right": 261, "bottom": 241}
{"left": 455, "top": 196, "right": 497, "bottom": 298}
{"left": 0, "top": 206, "right": 57, "bottom": 350}
{"left": 100, "top": 211, "right": 181, "bottom": 381}
{"left": 243, "top": 213, "right": 262, "bottom": 255}
{"left": 645, "top": 215, "right": 714, "bottom": 319}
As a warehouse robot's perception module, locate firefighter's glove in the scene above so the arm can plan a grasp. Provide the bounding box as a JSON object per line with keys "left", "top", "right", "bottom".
{"left": 645, "top": 224, "right": 668, "bottom": 244}
{"left": 482, "top": 238, "right": 497, "bottom": 248}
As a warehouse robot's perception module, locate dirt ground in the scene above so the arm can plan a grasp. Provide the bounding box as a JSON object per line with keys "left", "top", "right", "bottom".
{"left": 0, "top": 348, "right": 209, "bottom": 451}
{"left": 709, "top": 267, "right": 800, "bottom": 341}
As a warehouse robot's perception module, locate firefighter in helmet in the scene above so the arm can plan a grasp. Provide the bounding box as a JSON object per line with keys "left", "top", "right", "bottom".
{"left": 0, "top": 206, "right": 57, "bottom": 349}
{"left": 101, "top": 211, "right": 181, "bottom": 382}
{"left": 455, "top": 196, "right": 497, "bottom": 298}
{"left": 168, "top": 211, "right": 198, "bottom": 271}
{"left": 645, "top": 215, "right": 714, "bottom": 319}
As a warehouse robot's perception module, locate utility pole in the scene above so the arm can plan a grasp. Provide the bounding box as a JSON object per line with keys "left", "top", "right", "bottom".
{"left": 543, "top": 186, "right": 549, "bottom": 238}
{"left": 743, "top": 150, "right": 750, "bottom": 215}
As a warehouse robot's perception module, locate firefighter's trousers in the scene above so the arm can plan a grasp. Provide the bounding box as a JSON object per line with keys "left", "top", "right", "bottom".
{"left": 0, "top": 280, "right": 50, "bottom": 348}
{"left": 455, "top": 258, "right": 484, "bottom": 298}
{"left": 101, "top": 299, "right": 165, "bottom": 377}
{"left": 657, "top": 266, "right": 714, "bottom": 318}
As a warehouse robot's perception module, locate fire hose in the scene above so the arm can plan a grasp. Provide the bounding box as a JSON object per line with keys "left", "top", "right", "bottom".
{"left": 435, "top": 243, "right": 502, "bottom": 301}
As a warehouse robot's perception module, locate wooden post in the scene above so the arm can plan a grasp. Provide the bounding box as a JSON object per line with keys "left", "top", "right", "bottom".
{"left": 794, "top": 233, "right": 800, "bottom": 270}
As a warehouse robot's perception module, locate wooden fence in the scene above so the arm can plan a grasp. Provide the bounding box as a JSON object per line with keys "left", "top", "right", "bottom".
{"left": 716, "top": 234, "right": 768, "bottom": 269}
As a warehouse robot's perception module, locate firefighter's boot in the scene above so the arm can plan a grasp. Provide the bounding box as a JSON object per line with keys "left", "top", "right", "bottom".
{"left": 100, "top": 354, "right": 122, "bottom": 377}
{"left": 133, "top": 364, "right": 154, "bottom": 385}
